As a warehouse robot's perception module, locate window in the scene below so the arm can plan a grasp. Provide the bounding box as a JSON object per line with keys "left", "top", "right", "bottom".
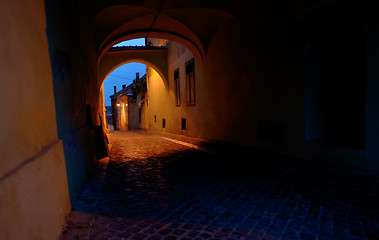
{"left": 185, "top": 59, "right": 195, "bottom": 106}
{"left": 162, "top": 118, "right": 166, "bottom": 128}
{"left": 174, "top": 69, "right": 180, "bottom": 106}
{"left": 181, "top": 118, "right": 186, "bottom": 130}
{"left": 86, "top": 104, "right": 93, "bottom": 129}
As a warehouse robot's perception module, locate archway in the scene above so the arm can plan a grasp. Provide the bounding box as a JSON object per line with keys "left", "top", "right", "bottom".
{"left": 98, "top": 31, "right": 205, "bottom": 63}
{"left": 98, "top": 48, "right": 168, "bottom": 88}
{"left": 102, "top": 62, "right": 146, "bottom": 131}
{"left": 100, "top": 59, "right": 166, "bottom": 131}
{"left": 91, "top": 4, "right": 235, "bottom": 63}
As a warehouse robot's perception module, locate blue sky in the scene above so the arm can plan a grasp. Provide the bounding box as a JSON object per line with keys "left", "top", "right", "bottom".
{"left": 104, "top": 38, "right": 146, "bottom": 106}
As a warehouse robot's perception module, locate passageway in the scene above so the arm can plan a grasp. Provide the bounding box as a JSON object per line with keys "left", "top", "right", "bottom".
{"left": 3, "top": 0, "right": 379, "bottom": 238}
{"left": 61, "top": 131, "right": 379, "bottom": 239}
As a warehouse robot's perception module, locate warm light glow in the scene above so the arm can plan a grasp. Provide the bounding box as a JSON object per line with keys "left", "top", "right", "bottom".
{"left": 125, "top": 103, "right": 128, "bottom": 107}
{"left": 117, "top": 103, "right": 120, "bottom": 107}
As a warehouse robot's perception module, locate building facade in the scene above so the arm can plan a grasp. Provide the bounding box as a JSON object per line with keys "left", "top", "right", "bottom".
{"left": 110, "top": 73, "right": 147, "bottom": 131}
{"left": 142, "top": 39, "right": 199, "bottom": 136}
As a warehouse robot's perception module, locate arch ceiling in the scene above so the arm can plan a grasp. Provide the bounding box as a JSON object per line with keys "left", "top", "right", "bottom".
{"left": 89, "top": 0, "right": 235, "bottom": 61}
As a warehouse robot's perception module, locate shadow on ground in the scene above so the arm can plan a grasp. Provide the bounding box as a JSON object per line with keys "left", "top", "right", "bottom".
{"left": 61, "top": 133, "right": 379, "bottom": 240}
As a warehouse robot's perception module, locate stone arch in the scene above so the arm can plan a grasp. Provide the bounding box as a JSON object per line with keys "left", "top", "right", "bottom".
{"left": 92, "top": 5, "right": 235, "bottom": 63}
{"left": 98, "top": 49, "right": 168, "bottom": 132}
{"left": 98, "top": 48, "right": 168, "bottom": 89}
{"left": 98, "top": 31, "right": 204, "bottom": 64}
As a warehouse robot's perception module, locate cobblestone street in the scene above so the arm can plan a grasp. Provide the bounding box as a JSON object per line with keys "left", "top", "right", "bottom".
{"left": 61, "top": 131, "right": 379, "bottom": 240}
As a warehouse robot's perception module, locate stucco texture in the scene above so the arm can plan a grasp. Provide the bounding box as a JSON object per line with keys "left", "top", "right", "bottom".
{"left": 0, "top": 0, "right": 70, "bottom": 239}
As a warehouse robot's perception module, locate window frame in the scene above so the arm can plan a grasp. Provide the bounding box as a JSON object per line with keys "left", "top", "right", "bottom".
{"left": 174, "top": 68, "right": 180, "bottom": 106}
{"left": 185, "top": 58, "right": 196, "bottom": 106}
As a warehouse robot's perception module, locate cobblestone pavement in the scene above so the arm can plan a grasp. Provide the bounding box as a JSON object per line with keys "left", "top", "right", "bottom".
{"left": 61, "top": 131, "right": 379, "bottom": 240}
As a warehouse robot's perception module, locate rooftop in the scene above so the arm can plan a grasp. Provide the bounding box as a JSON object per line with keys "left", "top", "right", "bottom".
{"left": 109, "top": 46, "right": 166, "bottom": 52}
{"left": 110, "top": 74, "right": 146, "bottom": 99}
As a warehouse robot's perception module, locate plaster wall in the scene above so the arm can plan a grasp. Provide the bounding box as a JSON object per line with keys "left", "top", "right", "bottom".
{"left": 117, "top": 1, "right": 378, "bottom": 171}
{"left": 365, "top": 2, "right": 379, "bottom": 166}
{"left": 146, "top": 13, "right": 304, "bottom": 154}
{"left": 0, "top": 0, "right": 70, "bottom": 238}
{"left": 111, "top": 94, "right": 147, "bottom": 131}
{"left": 45, "top": 0, "right": 100, "bottom": 204}
{"left": 139, "top": 91, "right": 151, "bottom": 131}
{"left": 210, "top": 21, "right": 302, "bottom": 150}
{"left": 3, "top": 0, "right": 379, "bottom": 238}
{"left": 146, "top": 42, "right": 203, "bottom": 137}
{"left": 128, "top": 101, "right": 140, "bottom": 130}
{"left": 0, "top": 142, "right": 70, "bottom": 240}
{"left": 90, "top": 1, "right": 379, "bottom": 177}
{"left": 147, "top": 67, "right": 170, "bottom": 132}
{"left": 95, "top": 2, "right": 305, "bottom": 157}
{"left": 116, "top": 96, "right": 129, "bottom": 131}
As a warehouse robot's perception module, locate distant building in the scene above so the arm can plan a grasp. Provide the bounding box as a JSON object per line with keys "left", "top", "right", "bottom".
{"left": 105, "top": 106, "right": 113, "bottom": 131}
{"left": 109, "top": 73, "right": 147, "bottom": 131}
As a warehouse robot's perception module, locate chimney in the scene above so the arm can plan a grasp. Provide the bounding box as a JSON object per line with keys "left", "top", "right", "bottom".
{"left": 122, "top": 84, "right": 126, "bottom": 89}
{"left": 114, "top": 86, "right": 116, "bottom": 94}
{"left": 136, "top": 72, "right": 140, "bottom": 80}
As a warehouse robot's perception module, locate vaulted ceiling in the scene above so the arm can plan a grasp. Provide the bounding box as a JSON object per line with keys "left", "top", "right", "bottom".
{"left": 85, "top": 0, "right": 238, "bottom": 60}
{"left": 82, "top": 0, "right": 323, "bottom": 62}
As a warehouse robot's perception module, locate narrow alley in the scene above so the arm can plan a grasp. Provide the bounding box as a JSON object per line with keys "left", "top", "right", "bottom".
{"left": 60, "top": 131, "right": 378, "bottom": 240}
